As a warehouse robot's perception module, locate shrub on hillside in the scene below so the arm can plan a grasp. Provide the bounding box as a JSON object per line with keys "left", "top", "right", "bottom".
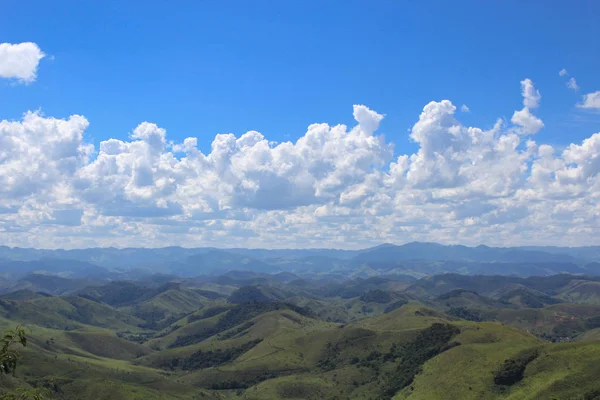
{"left": 382, "top": 323, "right": 461, "bottom": 398}
{"left": 383, "top": 299, "right": 408, "bottom": 314}
{"left": 446, "top": 307, "right": 484, "bottom": 322}
{"left": 187, "top": 306, "right": 230, "bottom": 323}
{"left": 163, "top": 339, "right": 262, "bottom": 371}
{"left": 494, "top": 348, "right": 540, "bottom": 386}
{"left": 360, "top": 290, "right": 393, "bottom": 304}
{"left": 170, "top": 301, "right": 310, "bottom": 348}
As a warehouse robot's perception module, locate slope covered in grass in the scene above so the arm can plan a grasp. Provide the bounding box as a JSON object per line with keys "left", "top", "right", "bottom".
{"left": 0, "top": 295, "right": 144, "bottom": 331}
{"left": 556, "top": 280, "right": 600, "bottom": 305}
{"left": 121, "top": 285, "right": 210, "bottom": 329}
{"left": 393, "top": 331, "right": 600, "bottom": 400}
{"left": 1, "top": 272, "right": 600, "bottom": 399}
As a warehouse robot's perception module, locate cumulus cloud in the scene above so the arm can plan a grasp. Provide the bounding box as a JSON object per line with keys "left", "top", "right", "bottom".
{"left": 0, "top": 78, "right": 599, "bottom": 248}
{"left": 559, "top": 69, "right": 569, "bottom": 77}
{"left": 520, "top": 78, "right": 541, "bottom": 109}
{"left": 460, "top": 104, "right": 470, "bottom": 112}
{"left": 511, "top": 79, "right": 544, "bottom": 134}
{"left": 578, "top": 91, "right": 600, "bottom": 110}
{"left": 0, "top": 42, "right": 45, "bottom": 83}
{"left": 511, "top": 107, "right": 544, "bottom": 134}
{"left": 0, "top": 111, "right": 92, "bottom": 200}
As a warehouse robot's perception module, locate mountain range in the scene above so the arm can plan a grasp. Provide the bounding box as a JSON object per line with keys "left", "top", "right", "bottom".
{"left": 1, "top": 243, "right": 600, "bottom": 398}
{"left": 1, "top": 242, "right": 599, "bottom": 284}
{"left": 1, "top": 266, "right": 600, "bottom": 399}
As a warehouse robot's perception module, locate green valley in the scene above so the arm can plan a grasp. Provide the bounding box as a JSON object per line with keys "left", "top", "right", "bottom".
{"left": 1, "top": 248, "right": 600, "bottom": 399}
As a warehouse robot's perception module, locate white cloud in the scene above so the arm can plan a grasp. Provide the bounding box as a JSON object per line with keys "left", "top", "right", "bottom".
{"left": 460, "top": 104, "right": 470, "bottom": 112}
{"left": 0, "top": 42, "right": 45, "bottom": 83}
{"left": 0, "top": 111, "right": 92, "bottom": 200}
{"left": 559, "top": 69, "right": 580, "bottom": 91}
{"left": 559, "top": 69, "right": 581, "bottom": 92}
{"left": 566, "top": 77, "right": 579, "bottom": 91}
{"left": 511, "top": 107, "right": 544, "bottom": 134}
{"left": 578, "top": 91, "right": 600, "bottom": 109}
{"left": 1, "top": 78, "right": 599, "bottom": 248}
{"left": 520, "top": 78, "right": 541, "bottom": 108}
{"left": 511, "top": 78, "right": 544, "bottom": 134}
{"left": 558, "top": 133, "right": 600, "bottom": 183}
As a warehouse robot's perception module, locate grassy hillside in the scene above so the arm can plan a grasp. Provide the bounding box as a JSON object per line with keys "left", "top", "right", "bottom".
{"left": 121, "top": 286, "right": 210, "bottom": 329}
{"left": 1, "top": 273, "right": 600, "bottom": 399}
{"left": 556, "top": 280, "right": 600, "bottom": 305}
{"left": 0, "top": 295, "right": 144, "bottom": 331}
{"left": 393, "top": 322, "right": 541, "bottom": 400}
{"left": 497, "top": 287, "right": 561, "bottom": 309}
{"left": 394, "top": 334, "right": 600, "bottom": 400}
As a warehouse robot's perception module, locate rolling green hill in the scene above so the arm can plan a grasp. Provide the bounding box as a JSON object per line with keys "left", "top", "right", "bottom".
{"left": 496, "top": 287, "right": 562, "bottom": 309}
{"left": 556, "top": 279, "right": 600, "bottom": 305}
{"left": 1, "top": 273, "right": 600, "bottom": 399}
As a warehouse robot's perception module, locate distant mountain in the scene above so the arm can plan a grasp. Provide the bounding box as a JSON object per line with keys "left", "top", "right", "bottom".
{"left": 0, "top": 258, "right": 113, "bottom": 280}
{"left": 0, "top": 242, "right": 599, "bottom": 281}
{"left": 0, "top": 245, "right": 205, "bottom": 270}
{"left": 405, "top": 273, "right": 600, "bottom": 299}
{"left": 271, "top": 271, "right": 301, "bottom": 283}
{"left": 77, "top": 281, "right": 153, "bottom": 307}
{"left": 497, "top": 287, "right": 562, "bottom": 308}
{"left": 171, "top": 250, "right": 279, "bottom": 276}
{"left": 0, "top": 245, "right": 360, "bottom": 269}
{"left": 0, "top": 273, "right": 98, "bottom": 296}
{"left": 435, "top": 289, "right": 513, "bottom": 309}
{"left": 350, "top": 242, "right": 583, "bottom": 264}
{"left": 520, "top": 246, "right": 600, "bottom": 262}
{"left": 223, "top": 247, "right": 361, "bottom": 260}
{"left": 0, "top": 289, "right": 51, "bottom": 301}
{"left": 228, "top": 285, "right": 294, "bottom": 304}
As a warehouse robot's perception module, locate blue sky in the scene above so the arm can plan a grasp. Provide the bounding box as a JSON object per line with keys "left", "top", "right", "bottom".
{"left": 0, "top": 1, "right": 599, "bottom": 249}
{"left": 1, "top": 0, "right": 598, "bottom": 153}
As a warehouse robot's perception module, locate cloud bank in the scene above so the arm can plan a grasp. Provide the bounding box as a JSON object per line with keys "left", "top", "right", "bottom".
{"left": 1, "top": 76, "right": 599, "bottom": 249}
